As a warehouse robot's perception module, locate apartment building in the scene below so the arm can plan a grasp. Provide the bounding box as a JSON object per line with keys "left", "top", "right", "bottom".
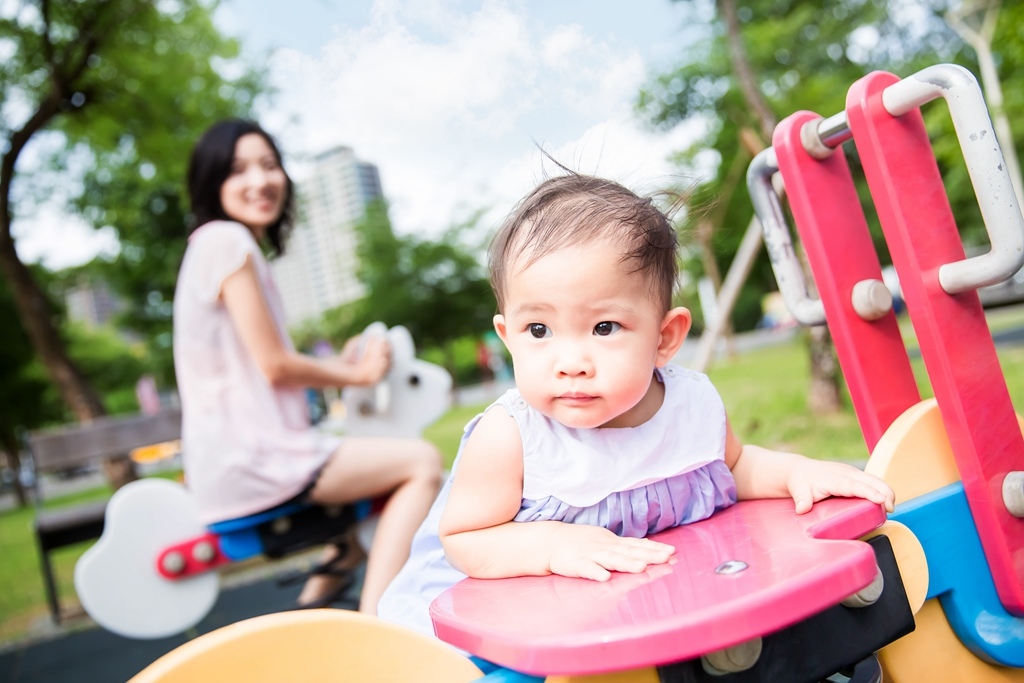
{"left": 271, "top": 146, "right": 383, "bottom": 327}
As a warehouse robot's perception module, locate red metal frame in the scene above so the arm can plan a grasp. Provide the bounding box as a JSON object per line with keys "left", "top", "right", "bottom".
{"left": 778, "top": 70, "right": 1024, "bottom": 615}
{"left": 155, "top": 532, "right": 231, "bottom": 580}
{"left": 772, "top": 111, "right": 921, "bottom": 451}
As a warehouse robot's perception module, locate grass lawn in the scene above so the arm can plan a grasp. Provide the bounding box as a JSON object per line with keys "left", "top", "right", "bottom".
{"left": 0, "top": 487, "right": 114, "bottom": 643}
{"left": 3, "top": 323, "right": 1024, "bottom": 645}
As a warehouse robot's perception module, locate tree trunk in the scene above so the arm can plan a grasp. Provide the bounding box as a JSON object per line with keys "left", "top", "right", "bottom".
{"left": 0, "top": 426, "right": 28, "bottom": 508}
{"left": 0, "top": 223, "right": 138, "bottom": 490}
{"left": 0, "top": 236, "right": 105, "bottom": 421}
{"left": 0, "top": 0, "right": 136, "bottom": 489}
{"left": 718, "top": 0, "right": 843, "bottom": 414}
{"left": 806, "top": 327, "right": 842, "bottom": 413}
{"left": 696, "top": 219, "right": 735, "bottom": 356}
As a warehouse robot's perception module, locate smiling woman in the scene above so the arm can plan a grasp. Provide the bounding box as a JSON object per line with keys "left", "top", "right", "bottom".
{"left": 172, "top": 119, "right": 443, "bottom": 615}
{"left": 217, "top": 135, "right": 288, "bottom": 236}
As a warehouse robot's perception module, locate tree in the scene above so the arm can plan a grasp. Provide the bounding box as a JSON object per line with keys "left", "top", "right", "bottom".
{"left": 639, "top": 0, "right": 960, "bottom": 411}
{"left": 0, "top": 272, "right": 59, "bottom": 507}
{"left": 0, "top": 264, "right": 146, "bottom": 507}
{"left": 319, "top": 200, "right": 497, "bottom": 377}
{"left": 0, "top": 0, "right": 262, "bottom": 443}
{"left": 89, "top": 187, "right": 189, "bottom": 389}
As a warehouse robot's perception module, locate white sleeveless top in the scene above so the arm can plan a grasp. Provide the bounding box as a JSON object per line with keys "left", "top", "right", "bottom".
{"left": 377, "top": 364, "right": 736, "bottom": 638}
{"left": 173, "top": 221, "right": 339, "bottom": 525}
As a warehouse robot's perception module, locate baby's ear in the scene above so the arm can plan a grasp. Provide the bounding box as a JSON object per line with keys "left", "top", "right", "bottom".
{"left": 493, "top": 314, "right": 508, "bottom": 345}
{"left": 656, "top": 307, "right": 691, "bottom": 366}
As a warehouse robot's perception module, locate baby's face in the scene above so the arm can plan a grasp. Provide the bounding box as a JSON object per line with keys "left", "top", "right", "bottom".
{"left": 494, "top": 237, "right": 675, "bottom": 429}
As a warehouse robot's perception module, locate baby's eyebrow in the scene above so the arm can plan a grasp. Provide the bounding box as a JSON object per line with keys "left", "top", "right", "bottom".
{"left": 510, "top": 302, "right": 555, "bottom": 316}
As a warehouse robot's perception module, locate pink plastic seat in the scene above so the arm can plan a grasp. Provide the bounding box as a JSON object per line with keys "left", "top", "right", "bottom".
{"left": 430, "top": 496, "right": 885, "bottom": 676}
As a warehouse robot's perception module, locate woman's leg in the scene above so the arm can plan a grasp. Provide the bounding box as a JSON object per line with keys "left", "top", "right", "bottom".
{"left": 305, "top": 437, "right": 443, "bottom": 614}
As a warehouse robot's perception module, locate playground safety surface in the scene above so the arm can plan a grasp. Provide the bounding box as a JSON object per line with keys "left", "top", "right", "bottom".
{"left": 0, "top": 575, "right": 319, "bottom": 683}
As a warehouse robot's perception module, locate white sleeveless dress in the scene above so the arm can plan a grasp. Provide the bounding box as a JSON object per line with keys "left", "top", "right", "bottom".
{"left": 377, "top": 364, "right": 737, "bottom": 638}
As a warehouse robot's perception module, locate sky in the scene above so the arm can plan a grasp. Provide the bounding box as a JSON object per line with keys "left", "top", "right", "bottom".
{"left": 15, "top": 0, "right": 708, "bottom": 268}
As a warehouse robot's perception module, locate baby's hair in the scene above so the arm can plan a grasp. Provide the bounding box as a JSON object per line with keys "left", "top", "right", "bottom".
{"left": 489, "top": 173, "right": 680, "bottom": 312}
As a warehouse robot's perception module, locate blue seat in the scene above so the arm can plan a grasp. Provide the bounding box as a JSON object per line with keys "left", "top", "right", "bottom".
{"left": 208, "top": 500, "right": 373, "bottom": 561}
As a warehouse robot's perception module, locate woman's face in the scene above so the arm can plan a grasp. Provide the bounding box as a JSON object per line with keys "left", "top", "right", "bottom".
{"left": 220, "top": 133, "right": 287, "bottom": 237}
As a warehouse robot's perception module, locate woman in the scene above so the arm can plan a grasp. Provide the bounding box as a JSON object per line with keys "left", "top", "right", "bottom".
{"left": 173, "top": 119, "right": 442, "bottom": 613}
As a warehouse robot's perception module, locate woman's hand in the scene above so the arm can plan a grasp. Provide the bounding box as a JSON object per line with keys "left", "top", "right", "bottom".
{"left": 784, "top": 459, "right": 895, "bottom": 514}
{"left": 339, "top": 336, "right": 391, "bottom": 386}
{"left": 547, "top": 525, "right": 675, "bottom": 582}
{"left": 338, "top": 336, "right": 362, "bottom": 364}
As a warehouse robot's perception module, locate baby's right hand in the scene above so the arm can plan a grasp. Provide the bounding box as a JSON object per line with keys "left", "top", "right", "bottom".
{"left": 548, "top": 525, "right": 675, "bottom": 582}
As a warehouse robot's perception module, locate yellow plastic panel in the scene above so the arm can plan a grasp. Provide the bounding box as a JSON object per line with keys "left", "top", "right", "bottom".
{"left": 130, "top": 609, "right": 483, "bottom": 683}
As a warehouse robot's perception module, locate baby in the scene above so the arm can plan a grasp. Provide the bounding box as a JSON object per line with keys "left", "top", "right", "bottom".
{"left": 377, "top": 174, "right": 894, "bottom": 636}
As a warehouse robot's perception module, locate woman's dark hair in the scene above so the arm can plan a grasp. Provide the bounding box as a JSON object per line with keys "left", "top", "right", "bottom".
{"left": 186, "top": 119, "right": 294, "bottom": 256}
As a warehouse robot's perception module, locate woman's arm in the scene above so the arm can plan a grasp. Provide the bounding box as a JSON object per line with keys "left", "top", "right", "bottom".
{"left": 724, "top": 421, "right": 895, "bottom": 513}
{"left": 220, "top": 255, "right": 388, "bottom": 389}
{"left": 439, "top": 408, "right": 674, "bottom": 582}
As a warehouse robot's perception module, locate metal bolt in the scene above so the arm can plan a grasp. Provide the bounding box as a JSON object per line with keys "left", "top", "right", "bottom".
{"left": 701, "top": 638, "right": 763, "bottom": 675}
{"left": 192, "top": 540, "right": 215, "bottom": 564}
{"left": 714, "top": 560, "right": 749, "bottom": 575}
{"left": 161, "top": 551, "right": 186, "bottom": 575}
{"left": 1004, "top": 471, "right": 1024, "bottom": 518}
{"left": 842, "top": 564, "right": 884, "bottom": 608}
{"left": 851, "top": 279, "right": 893, "bottom": 321}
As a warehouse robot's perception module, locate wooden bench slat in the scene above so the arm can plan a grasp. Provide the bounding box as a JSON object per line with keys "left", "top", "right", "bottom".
{"left": 29, "top": 410, "right": 182, "bottom": 471}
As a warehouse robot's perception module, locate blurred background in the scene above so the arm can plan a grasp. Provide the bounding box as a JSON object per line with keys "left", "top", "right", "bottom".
{"left": 2, "top": 0, "right": 1023, "bottom": 671}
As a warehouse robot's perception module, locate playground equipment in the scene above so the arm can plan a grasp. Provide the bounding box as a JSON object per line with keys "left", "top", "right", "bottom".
{"left": 74, "top": 323, "right": 452, "bottom": 639}
{"left": 130, "top": 63, "right": 1022, "bottom": 682}
{"left": 747, "top": 62, "right": 1024, "bottom": 680}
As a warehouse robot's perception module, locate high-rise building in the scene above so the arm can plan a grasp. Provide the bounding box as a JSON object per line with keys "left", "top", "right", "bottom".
{"left": 271, "top": 147, "right": 383, "bottom": 327}
{"left": 65, "top": 277, "right": 122, "bottom": 328}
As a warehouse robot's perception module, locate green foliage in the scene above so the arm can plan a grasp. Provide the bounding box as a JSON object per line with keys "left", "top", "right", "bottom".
{"left": 312, "top": 200, "right": 497, "bottom": 381}
{"left": 1, "top": 267, "right": 149, "bottom": 427}
{"left": 638, "top": 0, "right": 971, "bottom": 329}
{"left": 1, "top": 0, "right": 265, "bottom": 400}
{"left": 64, "top": 322, "right": 148, "bottom": 415}
{"left": 420, "top": 335, "right": 494, "bottom": 387}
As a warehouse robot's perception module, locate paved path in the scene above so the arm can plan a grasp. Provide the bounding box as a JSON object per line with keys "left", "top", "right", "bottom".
{"left": 0, "top": 563, "right": 362, "bottom": 683}
{"left": 0, "top": 579, "right": 303, "bottom": 683}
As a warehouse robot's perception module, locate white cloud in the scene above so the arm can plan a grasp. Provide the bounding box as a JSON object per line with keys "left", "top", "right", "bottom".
{"left": 542, "top": 24, "right": 586, "bottom": 70}
{"left": 18, "top": 0, "right": 700, "bottom": 269}
{"left": 260, "top": 0, "right": 699, "bottom": 239}
{"left": 13, "top": 206, "right": 119, "bottom": 270}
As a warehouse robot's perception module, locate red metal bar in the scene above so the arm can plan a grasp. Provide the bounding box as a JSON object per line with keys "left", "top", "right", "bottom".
{"left": 773, "top": 111, "right": 921, "bottom": 450}
{"left": 846, "top": 70, "right": 1024, "bottom": 615}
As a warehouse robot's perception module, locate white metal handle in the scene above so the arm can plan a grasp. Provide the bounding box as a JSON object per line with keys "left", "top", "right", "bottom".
{"left": 747, "top": 148, "right": 827, "bottom": 326}
{"left": 802, "top": 64, "right": 1024, "bottom": 295}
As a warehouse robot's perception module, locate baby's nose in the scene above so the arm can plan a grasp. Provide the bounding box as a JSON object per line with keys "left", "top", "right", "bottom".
{"left": 555, "top": 347, "right": 594, "bottom": 376}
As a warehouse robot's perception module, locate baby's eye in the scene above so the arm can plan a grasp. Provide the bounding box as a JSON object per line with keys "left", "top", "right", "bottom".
{"left": 593, "top": 321, "right": 622, "bottom": 336}
{"left": 529, "top": 323, "right": 551, "bottom": 339}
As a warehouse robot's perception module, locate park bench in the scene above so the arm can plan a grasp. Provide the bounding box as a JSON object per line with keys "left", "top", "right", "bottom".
{"left": 23, "top": 409, "right": 182, "bottom": 623}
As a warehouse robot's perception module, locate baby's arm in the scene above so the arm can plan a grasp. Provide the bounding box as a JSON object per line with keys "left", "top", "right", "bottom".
{"left": 724, "top": 422, "right": 895, "bottom": 513}
{"left": 439, "top": 408, "right": 674, "bottom": 582}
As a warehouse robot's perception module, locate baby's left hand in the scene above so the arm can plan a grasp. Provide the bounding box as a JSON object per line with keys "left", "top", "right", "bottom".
{"left": 786, "top": 459, "right": 895, "bottom": 514}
